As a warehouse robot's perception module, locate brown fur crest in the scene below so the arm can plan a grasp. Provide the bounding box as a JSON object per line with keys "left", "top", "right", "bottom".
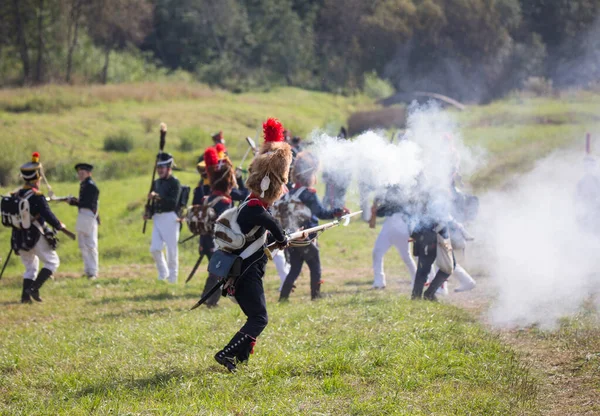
{"left": 246, "top": 142, "right": 293, "bottom": 204}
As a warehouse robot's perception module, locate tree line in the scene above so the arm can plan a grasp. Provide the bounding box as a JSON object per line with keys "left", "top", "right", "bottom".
{"left": 2, "top": 0, "right": 600, "bottom": 102}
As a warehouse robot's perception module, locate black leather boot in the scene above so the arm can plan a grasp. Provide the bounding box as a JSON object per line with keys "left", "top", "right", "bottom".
{"left": 27, "top": 268, "right": 53, "bottom": 303}
{"left": 423, "top": 272, "right": 448, "bottom": 302}
{"left": 21, "top": 279, "right": 33, "bottom": 304}
{"left": 214, "top": 332, "right": 256, "bottom": 372}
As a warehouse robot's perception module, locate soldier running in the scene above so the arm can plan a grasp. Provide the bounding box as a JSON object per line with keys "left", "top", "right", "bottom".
{"left": 212, "top": 117, "right": 292, "bottom": 372}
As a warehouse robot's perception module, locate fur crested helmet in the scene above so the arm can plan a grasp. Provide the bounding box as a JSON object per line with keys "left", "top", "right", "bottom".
{"left": 204, "top": 147, "right": 236, "bottom": 193}
{"left": 246, "top": 118, "right": 293, "bottom": 204}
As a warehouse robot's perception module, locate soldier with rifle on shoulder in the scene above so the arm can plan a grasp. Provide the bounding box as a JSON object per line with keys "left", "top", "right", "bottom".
{"left": 144, "top": 152, "right": 182, "bottom": 283}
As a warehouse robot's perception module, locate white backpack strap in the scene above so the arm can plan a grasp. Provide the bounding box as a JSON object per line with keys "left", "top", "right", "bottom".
{"left": 206, "top": 196, "right": 225, "bottom": 208}
{"left": 239, "top": 233, "right": 267, "bottom": 259}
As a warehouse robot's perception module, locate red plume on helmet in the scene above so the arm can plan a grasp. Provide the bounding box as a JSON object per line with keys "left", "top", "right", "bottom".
{"left": 263, "top": 118, "right": 284, "bottom": 143}
{"left": 215, "top": 143, "right": 227, "bottom": 154}
{"left": 204, "top": 147, "right": 219, "bottom": 167}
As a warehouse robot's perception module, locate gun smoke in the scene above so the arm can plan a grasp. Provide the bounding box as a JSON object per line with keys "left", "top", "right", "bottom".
{"left": 472, "top": 151, "right": 600, "bottom": 329}
{"left": 307, "top": 104, "right": 599, "bottom": 329}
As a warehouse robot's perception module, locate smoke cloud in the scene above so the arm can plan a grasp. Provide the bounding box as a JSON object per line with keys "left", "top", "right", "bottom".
{"left": 310, "top": 103, "right": 483, "bottom": 227}
{"left": 472, "top": 151, "right": 600, "bottom": 329}
{"left": 306, "top": 103, "right": 599, "bottom": 329}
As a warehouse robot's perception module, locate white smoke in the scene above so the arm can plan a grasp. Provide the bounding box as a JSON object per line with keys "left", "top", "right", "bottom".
{"left": 307, "top": 103, "right": 600, "bottom": 329}
{"left": 472, "top": 151, "right": 600, "bottom": 329}
{"left": 309, "top": 103, "right": 483, "bottom": 226}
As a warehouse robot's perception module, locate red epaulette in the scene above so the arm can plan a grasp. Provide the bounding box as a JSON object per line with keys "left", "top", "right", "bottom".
{"left": 307, "top": 188, "right": 317, "bottom": 193}
{"left": 221, "top": 197, "right": 232, "bottom": 205}
{"left": 247, "top": 197, "right": 269, "bottom": 209}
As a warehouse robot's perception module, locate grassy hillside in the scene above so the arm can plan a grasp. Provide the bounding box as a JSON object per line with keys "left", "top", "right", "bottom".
{"left": 1, "top": 84, "right": 600, "bottom": 414}
{"left": 0, "top": 83, "right": 372, "bottom": 184}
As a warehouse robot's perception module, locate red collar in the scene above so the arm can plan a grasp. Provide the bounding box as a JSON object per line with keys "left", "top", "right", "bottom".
{"left": 247, "top": 193, "right": 270, "bottom": 208}
{"left": 211, "top": 190, "right": 229, "bottom": 197}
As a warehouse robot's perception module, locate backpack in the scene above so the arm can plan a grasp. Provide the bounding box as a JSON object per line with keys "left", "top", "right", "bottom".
{"left": 1, "top": 190, "right": 34, "bottom": 230}
{"left": 213, "top": 199, "right": 261, "bottom": 252}
{"left": 185, "top": 196, "right": 225, "bottom": 236}
{"left": 272, "top": 187, "right": 312, "bottom": 232}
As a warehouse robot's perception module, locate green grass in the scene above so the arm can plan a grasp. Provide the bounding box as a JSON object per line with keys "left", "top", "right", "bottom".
{"left": 0, "top": 274, "right": 538, "bottom": 415}
{"left": 2, "top": 85, "right": 600, "bottom": 414}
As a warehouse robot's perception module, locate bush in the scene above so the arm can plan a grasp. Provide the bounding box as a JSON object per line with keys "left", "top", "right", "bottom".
{"left": 178, "top": 127, "right": 207, "bottom": 152}
{"left": 104, "top": 132, "right": 134, "bottom": 153}
{"left": 363, "top": 71, "right": 396, "bottom": 100}
{"left": 521, "top": 77, "right": 554, "bottom": 97}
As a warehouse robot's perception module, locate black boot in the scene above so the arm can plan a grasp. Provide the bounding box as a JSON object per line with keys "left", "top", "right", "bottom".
{"left": 311, "top": 279, "right": 322, "bottom": 300}
{"left": 21, "top": 279, "right": 33, "bottom": 304}
{"left": 423, "top": 271, "right": 449, "bottom": 302}
{"left": 214, "top": 332, "right": 256, "bottom": 372}
{"left": 27, "top": 268, "right": 53, "bottom": 303}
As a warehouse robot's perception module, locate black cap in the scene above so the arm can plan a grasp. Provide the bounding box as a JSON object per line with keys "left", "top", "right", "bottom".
{"left": 157, "top": 152, "right": 174, "bottom": 167}
{"left": 75, "top": 163, "right": 94, "bottom": 172}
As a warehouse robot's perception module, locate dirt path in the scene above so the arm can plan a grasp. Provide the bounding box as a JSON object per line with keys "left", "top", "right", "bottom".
{"left": 445, "top": 276, "right": 600, "bottom": 416}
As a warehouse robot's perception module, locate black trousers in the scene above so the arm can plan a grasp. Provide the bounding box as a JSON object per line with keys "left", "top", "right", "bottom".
{"left": 412, "top": 229, "right": 451, "bottom": 299}
{"left": 280, "top": 244, "right": 322, "bottom": 300}
{"left": 234, "top": 260, "right": 269, "bottom": 338}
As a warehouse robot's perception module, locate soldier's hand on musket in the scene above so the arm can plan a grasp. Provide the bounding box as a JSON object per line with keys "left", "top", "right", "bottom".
{"left": 148, "top": 191, "right": 159, "bottom": 200}
{"left": 333, "top": 207, "right": 350, "bottom": 217}
{"left": 67, "top": 196, "right": 79, "bottom": 206}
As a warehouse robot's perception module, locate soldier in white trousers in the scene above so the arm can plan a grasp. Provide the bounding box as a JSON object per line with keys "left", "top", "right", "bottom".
{"left": 7, "top": 152, "right": 69, "bottom": 303}
{"left": 372, "top": 212, "right": 416, "bottom": 289}
{"left": 145, "top": 153, "right": 182, "bottom": 283}
{"left": 370, "top": 185, "right": 417, "bottom": 289}
{"left": 272, "top": 249, "right": 290, "bottom": 290}
{"left": 68, "top": 163, "right": 99, "bottom": 279}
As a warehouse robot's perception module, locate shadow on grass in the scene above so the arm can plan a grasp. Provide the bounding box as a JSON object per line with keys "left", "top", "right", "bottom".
{"left": 98, "top": 307, "right": 175, "bottom": 320}
{"left": 76, "top": 365, "right": 229, "bottom": 398}
{"left": 89, "top": 291, "right": 200, "bottom": 305}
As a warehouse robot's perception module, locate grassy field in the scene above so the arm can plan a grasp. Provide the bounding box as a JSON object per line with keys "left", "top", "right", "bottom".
{"left": 1, "top": 84, "right": 600, "bottom": 414}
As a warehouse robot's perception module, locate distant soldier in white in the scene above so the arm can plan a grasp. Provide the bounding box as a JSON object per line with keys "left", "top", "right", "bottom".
{"left": 369, "top": 185, "right": 416, "bottom": 289}
{"left": 145, "top": 153, "right": 182, "bottom": 283}
{"left": 68, "top": 163, "right": 100, "bottom": 279}
{"left": 3, "top": 153, "right": 68, "bottom": 303}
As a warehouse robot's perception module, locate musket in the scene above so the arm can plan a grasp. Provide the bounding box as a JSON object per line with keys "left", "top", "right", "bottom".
{"left": 143, "top": 123, "right": 167, "bottom": 234}
{"left": 0, "top": 248, "right": 12, "bottom": 280}
{"left": 265, "top": 211, "right": 363, "bottom": 257}
{"left": 239, "top": 136, "right": 257, "bottom": 169}
{"left": 60, "top": 228, "right": 76, "bottom": 240}
{"left": 45, "top": 195, "right": 74, "bottom": 203}
{"left": 179, "top": 234, "right": 198, "bottom": 245}
{"left": 185, "top": 254, "right": 205, "bottom": 284}
{"left": 190, "top": 275, "right": 223, "bottom": 310}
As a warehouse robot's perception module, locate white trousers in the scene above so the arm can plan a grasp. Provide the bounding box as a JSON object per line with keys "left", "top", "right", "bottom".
{"left": 19, "top": 236, "right": 60, "bottom": 280}
{"left": 76, "top": 209, "right": 98, "bottom": 277}
{"left": 272, "top": 249, "right": 290, "bottom": 290}
{"left": 150, "top": 212, "right": 180, "bottom": 283}
{"left": 372, "top": 213, "right": 416, "bottom": 288}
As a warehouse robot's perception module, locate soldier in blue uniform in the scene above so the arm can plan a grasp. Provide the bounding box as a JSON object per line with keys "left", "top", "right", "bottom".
{"left": 278, "top": 152, "right": 348, "bottom": 301}
{"left": 145, "top": 153, "right": 182, "bottom": 283}
{"left": 11, "top": 153, "right": 68, "bottom": 303}
{"left": 68, "top": 163, "right": 100, "bottom": 279}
